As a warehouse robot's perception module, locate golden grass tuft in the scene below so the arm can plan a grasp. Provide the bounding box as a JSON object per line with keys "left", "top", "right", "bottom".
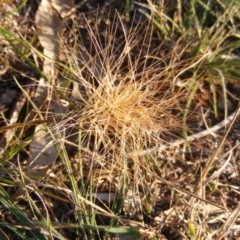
{"left": 60, "top": 15, "right": 186, "bottom": 172}
{"left": 79, "top": 68, "right": 182, "bottom": 154}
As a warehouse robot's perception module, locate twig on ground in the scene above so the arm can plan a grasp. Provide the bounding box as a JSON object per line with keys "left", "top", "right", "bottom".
{"left": 132, "top": 106, "right": 240, "bottom": 157}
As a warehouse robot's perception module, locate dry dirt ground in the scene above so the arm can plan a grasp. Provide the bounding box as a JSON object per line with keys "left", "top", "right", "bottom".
{"left": 0, "top": 1, "right": 240, "bottom": 239}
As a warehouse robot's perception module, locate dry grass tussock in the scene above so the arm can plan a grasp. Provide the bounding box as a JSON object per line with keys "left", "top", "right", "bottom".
{"left": 3, "top": 2, "right": 240, "bottom": 239}
{"left": 59, "top": 16, "right": 186, "bottom": 177}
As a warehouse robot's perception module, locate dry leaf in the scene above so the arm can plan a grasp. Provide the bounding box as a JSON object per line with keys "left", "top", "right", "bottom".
{"left": 28, "top": 123, "right": 66, "bottom": 176}
{"left": 27, "top": 0, "right": 73, "bottom": 178}
{"left": 35, "top": 0, "right": 64, "bottom": 60}
{"left": 51, "top": 0, "right": 74, "bottom": 19}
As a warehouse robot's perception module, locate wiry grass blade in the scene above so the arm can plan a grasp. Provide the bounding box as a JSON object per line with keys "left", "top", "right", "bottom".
{"left": 0, "top": 186, "right": 46, "bottom": 240}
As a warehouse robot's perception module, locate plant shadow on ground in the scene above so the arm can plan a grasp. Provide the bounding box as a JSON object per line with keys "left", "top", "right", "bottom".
{"left": 0, "top": 0, "right": 240, "bottom": 239}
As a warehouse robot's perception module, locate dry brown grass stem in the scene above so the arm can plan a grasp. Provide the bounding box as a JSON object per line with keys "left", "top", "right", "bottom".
{"left": 133, "top": 105, "right": 240, "bottom": 157}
